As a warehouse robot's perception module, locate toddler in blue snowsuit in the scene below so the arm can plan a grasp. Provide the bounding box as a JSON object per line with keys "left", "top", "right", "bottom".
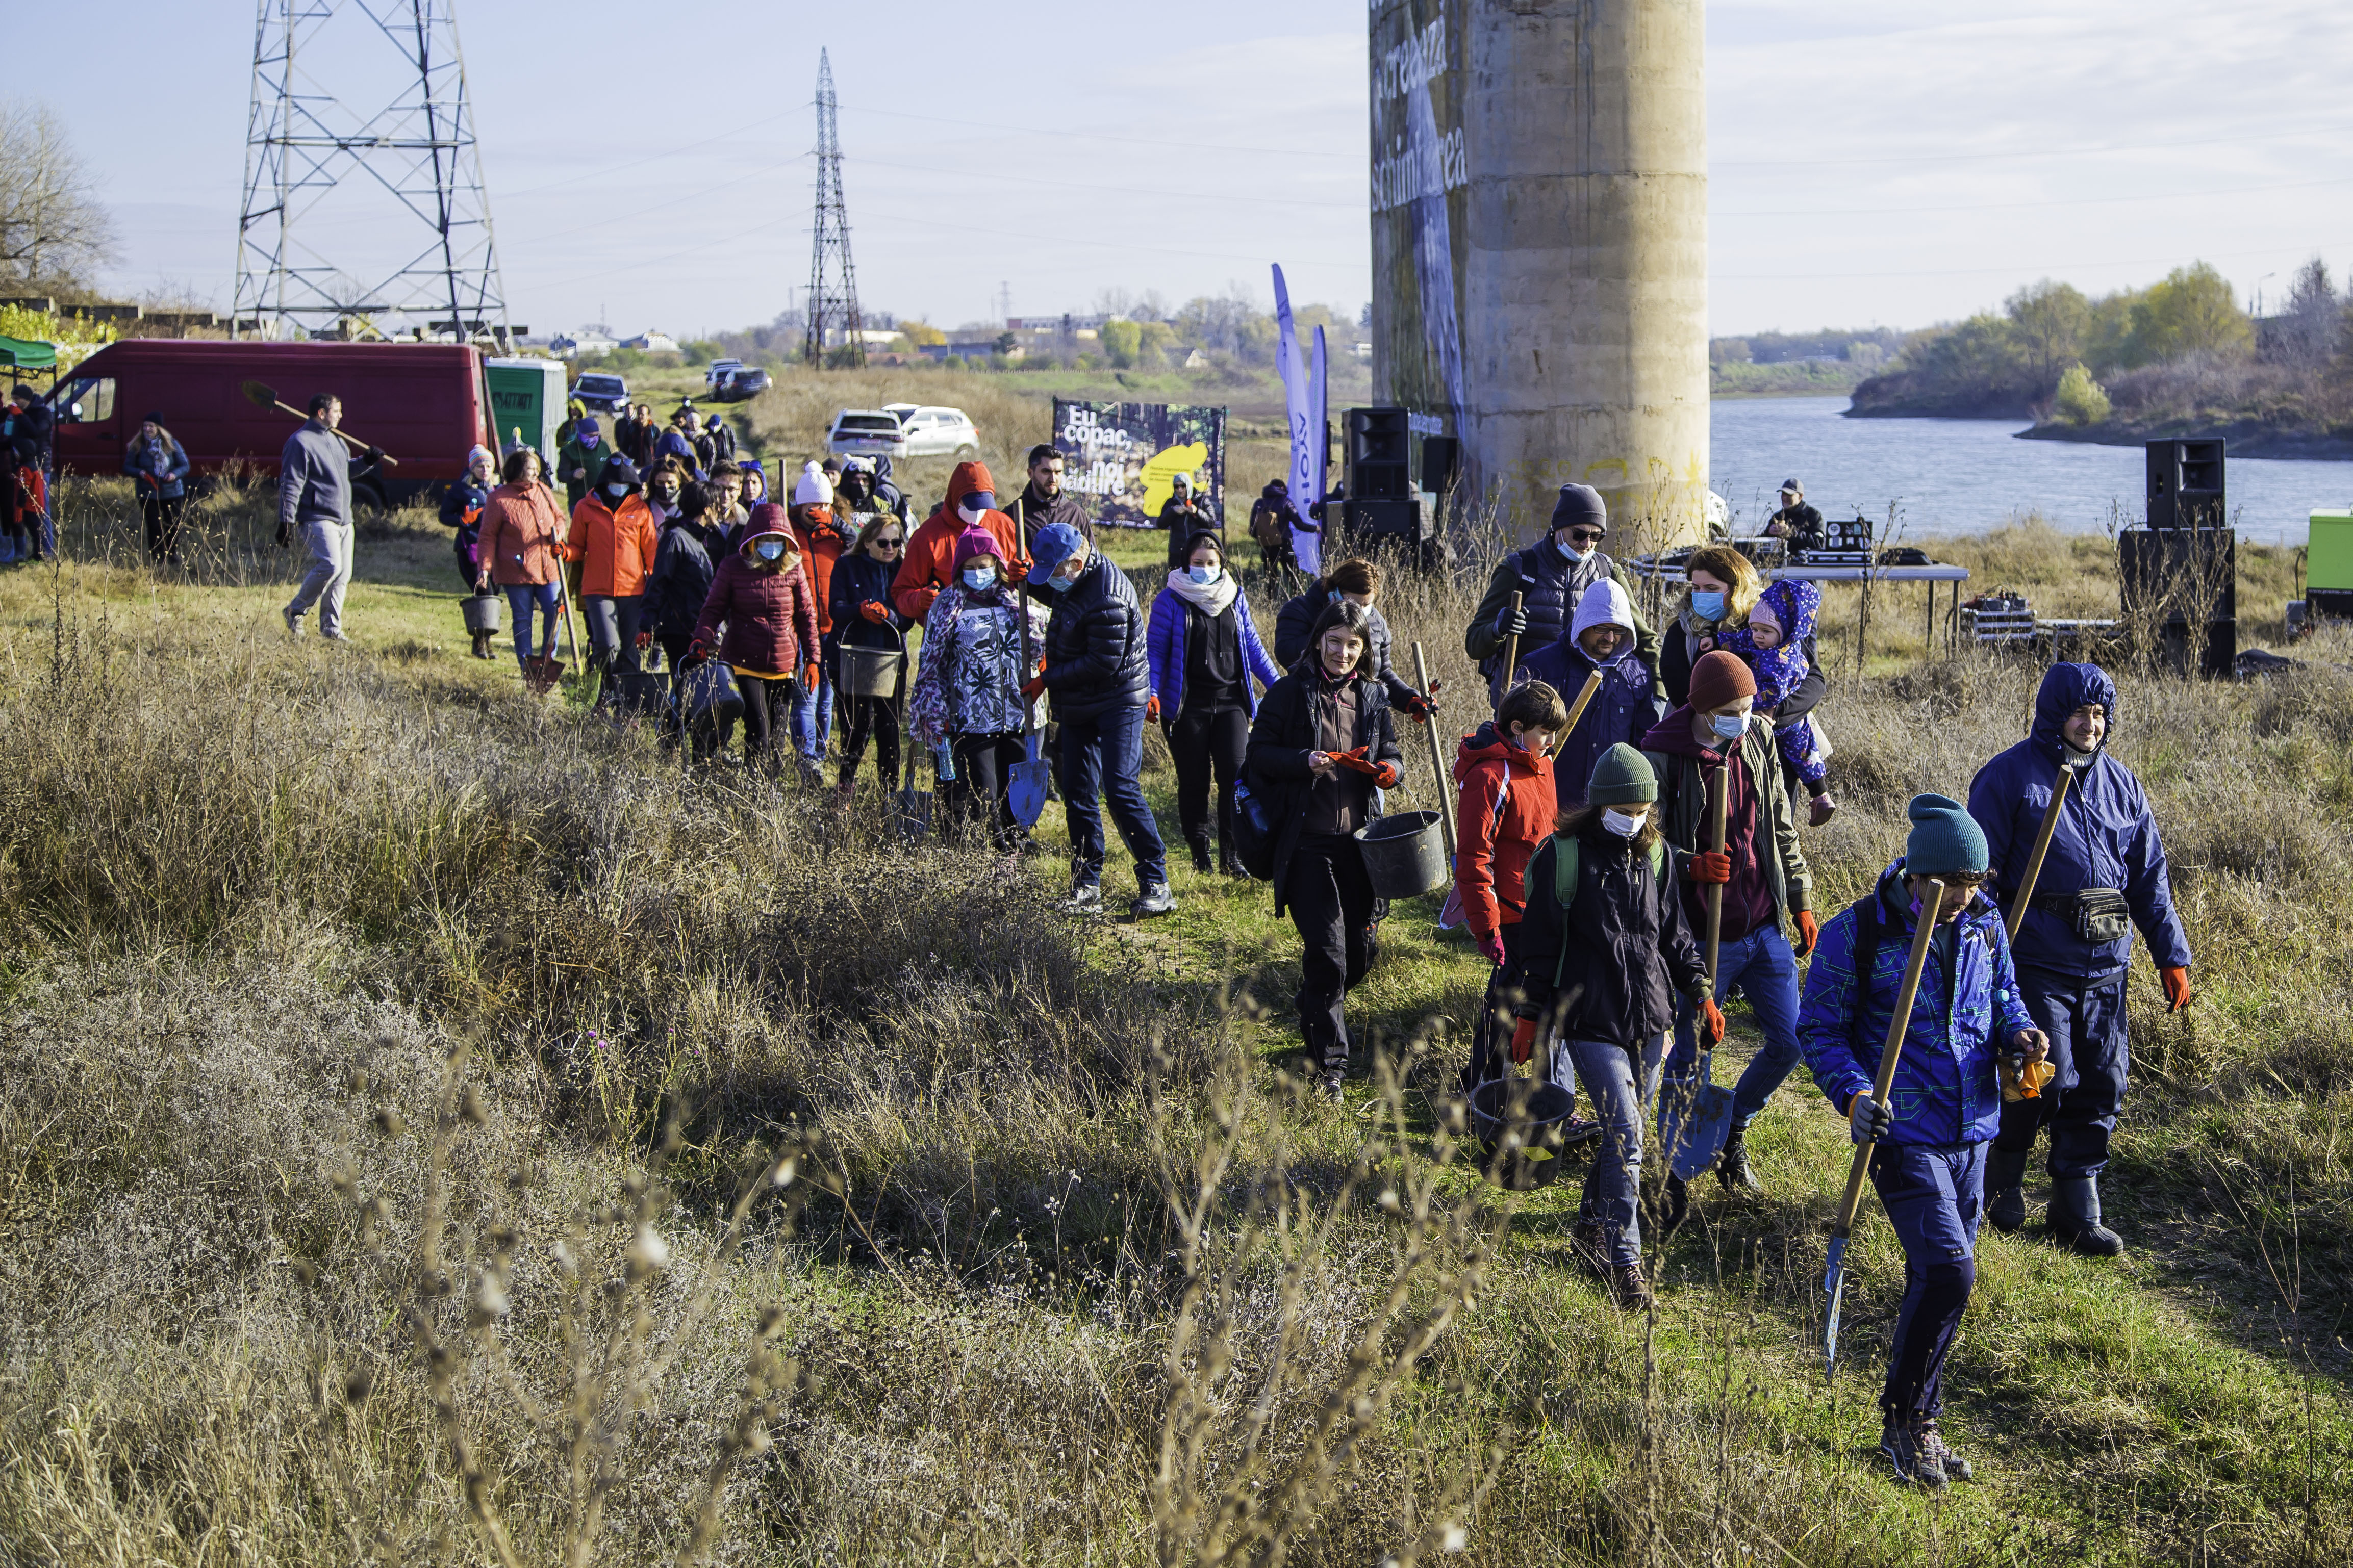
{"left": 1714, "top": 578, "right": 1834, "bottom": 821}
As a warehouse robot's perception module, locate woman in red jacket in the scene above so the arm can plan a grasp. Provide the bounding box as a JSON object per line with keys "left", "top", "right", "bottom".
{"left": 1453, "top": 678, "right": 1570, "bottom": 1088}
{"left": 475, "top": 446, "right": 570, "bottom": 682}
{"left": 689, "top": 502, "right": 822, "bottom": 777}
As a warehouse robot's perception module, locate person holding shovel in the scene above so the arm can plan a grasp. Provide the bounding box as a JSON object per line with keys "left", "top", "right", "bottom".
{"left": 280, "top": 392, "right": 360, "bottom": 641}
{"left": 908, "top": 527, "right": 1046, "bottom": 852}
{"left": 1507, "top": 744, "right": 1717, "bottom": 1308}
{"left": 1797, "top": 794, "right": 2047, "bottom": 1488}
{"left": 1147, "top": 530, "right": 1283, "bottom": 877}
{"left": 476, "top": 445, "right": 570, "bottom": 686}
{"left": 1968, "top": 662, "right": 2192, "bottom": 1255}
{"left": 688, "top": 503, "right": 822, "bottom": 779}
{"left": 1641, "top": 650, "right": 1816, "bottom": 1208}
{"left": 1272, "top": 557, "right": 1439, "bottom": 723}
{"left": 1245, "top": 599, "right": 1405, "bottom": 1100}
{"left": 1451, "top": 678, "right": 1568, "bottom": 1090}
{"left": 789, "top": 461, "right": 853, "bottom": 769}
{"left": 1518, "top": 577, "right": 1658, "bottom": 809}
{"left": 123, "top": 412, "right": 191, "bottom": 564}
{"left": 1466, "top": 483, "right": 1658, "bottom": 704}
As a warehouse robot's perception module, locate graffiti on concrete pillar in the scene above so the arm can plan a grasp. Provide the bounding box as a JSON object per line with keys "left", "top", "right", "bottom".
{"left": 1370, "top": 0, "right": 1469, "bottom": 440}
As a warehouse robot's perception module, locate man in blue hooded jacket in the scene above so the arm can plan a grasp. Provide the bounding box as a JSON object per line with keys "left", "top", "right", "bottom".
{"left": 1798, "top": 794, "right": 2047, "bottom": 1488}
{"left": 1966, "top": 663, "right": 2193, "bottom": 1256}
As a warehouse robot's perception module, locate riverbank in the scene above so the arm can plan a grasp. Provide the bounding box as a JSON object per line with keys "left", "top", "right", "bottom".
{"left": 2017, "top": 416, "right": 2353, "bottom": 461}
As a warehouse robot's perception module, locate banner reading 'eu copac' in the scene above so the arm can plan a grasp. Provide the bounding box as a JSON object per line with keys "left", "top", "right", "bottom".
{"left": 1051, "top": 399, "right": 1226, "bottom": 530}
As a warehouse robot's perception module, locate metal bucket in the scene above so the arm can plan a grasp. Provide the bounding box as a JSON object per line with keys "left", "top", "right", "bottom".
{"left": 1469, "top": 1077, "right": 1583, "bottom": 1191}
{"left": 837, "top": 639, "right": 905, "bottom": 700}
{"left": 1354, "top": 810, "right": 1447, "bottom": 898}
{"left": 460, "top": 593, "right": 502, "bottom": 633}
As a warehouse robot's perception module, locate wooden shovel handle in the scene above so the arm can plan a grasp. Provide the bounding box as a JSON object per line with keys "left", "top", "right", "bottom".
{"left": 1832, "top": 878, "right": 1946, "bottom": 1235}
{"left": 1499, "top": 592, "right": 1525, "bottom": 693}
{"left": 1703, "top": 764, "right": 1729, "bottom": 986}
{"left": 1561, "top": 668, "right": 1603, "bottom": 735}
{"left": 1411, "top": 641, "right": 1456, "bottom": 863}
{"left": 2005, "top": 762, "right": 2074, "bottom": 940}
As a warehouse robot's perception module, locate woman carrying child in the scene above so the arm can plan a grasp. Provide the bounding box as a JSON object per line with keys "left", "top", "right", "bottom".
{"left": 1715, "top": 577, "right": 1838, "bottom": 825}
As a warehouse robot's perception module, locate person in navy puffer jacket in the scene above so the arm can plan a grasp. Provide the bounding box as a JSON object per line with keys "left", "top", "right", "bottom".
{"left": 1517, "top": 576, "right": 1659, "bottom": 810}
{"left": 1798, "top": 794, "right": 2047, "bottom": 1490}
{"left": 1966, "top": 662, "right": 2192, "bottom": 1255}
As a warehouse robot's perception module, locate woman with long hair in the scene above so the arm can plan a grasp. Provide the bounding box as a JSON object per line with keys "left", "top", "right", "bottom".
{"left": 1146, "top": 529, "right": 1281, "bottom": 875}
{"left": 1244, "top": 599, "right": 1404, "bottom": 1099}
{"left": 827, "top": 509, "right": 912, "bottom": 801}
{"left": 122, "top": 412, "right": 191, "bottom": 563}
{"left": 1661, "top": 545, "right": 1762, "bottom": 708}
{"left": 475, "top": 445, "right": 570, "bottom": 684}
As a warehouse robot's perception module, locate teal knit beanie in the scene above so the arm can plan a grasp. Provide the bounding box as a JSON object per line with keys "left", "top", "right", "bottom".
{"left": 1905, "top": 792, "right": 1989, "bottom": 877}
{"left": 1586, "top": 743, "right": 1658, "bottom": 805}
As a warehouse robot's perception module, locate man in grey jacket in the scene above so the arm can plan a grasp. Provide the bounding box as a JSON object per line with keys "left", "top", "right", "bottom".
{"left": 280, "top": 393, "right": 355, "bottom": 640}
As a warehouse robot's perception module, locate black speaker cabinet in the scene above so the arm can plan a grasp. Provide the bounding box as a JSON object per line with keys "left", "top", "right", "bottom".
{"left": 2146, "top": 438, "right": 2226, "bottom": 530}
{"left": 2119, "top": 526, "right": 2235, "bottom": 622}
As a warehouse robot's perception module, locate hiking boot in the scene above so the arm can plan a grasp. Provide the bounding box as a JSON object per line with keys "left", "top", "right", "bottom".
{"left": 1062, "top": 884, "right": 1104, "bottom": 915}
{"left": 1317, "top": 1070, "right": 1345, "bottom": 1102}
{"left": 470, "top": 630, "right": 493, "bottom": 660}
{"left": 1649, "top": 1173, "right": 1691, "bottom": 1236}
{"left": 2050, "top": 1176, "right": 2124, "bottom": 1257}
{"left": 1558, "top": 1113, "right": 1603, "bottom": 1149}
{"left": 1808, "top": 791, "right": 1839, "bottom": 828}
{"left": 283, "top": 605, "right": 303, "bottom": 637}
{"left": 1567, "top": 1220, "right": 1611, "bottom": 1277}
{"left": 1221, "top": 847, "right": 1249, "bottom": 878}
{"left": 1189, "top": 840, "right": 1213, "bottom": 875}
{"left": 1716, "top": 1130, "right": 1763, "bottom": 1193}
{"left": 1879, "top": 1420, "right": 1951, "bottom": 1490}
{"left": 1986, "top": 1148, "right": 2030, "bottom": 1235}
{"left": 1606, "top": 1261, "right": 1655, "bottom": 1310}
{"left": 1913, "top": 1418, "right": 1974, "bottom": 1482}
{"left": 1132, "top": 883, "right": 1178, "bottom": 918}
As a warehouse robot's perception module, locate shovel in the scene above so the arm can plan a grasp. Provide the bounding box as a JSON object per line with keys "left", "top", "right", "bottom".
{"left": 1498, "top": 590, "right": 1526, "bottom": 695}
{"left": 239, "top": 380, "right": 400, "bottom": 467}
{"left": 2005, "top": 759, "right": 2075, "bottom": 941}
{"left": 1008, "top": 501, "right": 1052, "bottom": 828}
{"left": 1410, "top": 640, "right": 1457, "bottom": 865}
{"left": 1661, "top": 765, "right": 1737, "bottom": 1179}
{"left": 891, "top": 628, "right": 933, "bottom": 840}
{"left": 1824, "top": 877, "right": 1945, "bottom": 1378}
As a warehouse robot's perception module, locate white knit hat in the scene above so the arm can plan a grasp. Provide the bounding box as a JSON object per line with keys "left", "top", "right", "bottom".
{"left": 792, "top": 459, "right": 833, "bottom": 507}
{"left": 1571, "top": 577, "right": 1634, "bottom": 641}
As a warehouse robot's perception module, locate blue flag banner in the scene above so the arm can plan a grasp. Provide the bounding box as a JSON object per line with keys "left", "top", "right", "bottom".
{"left": 1272, "top": 263, "right": 1323, "bottom": 576}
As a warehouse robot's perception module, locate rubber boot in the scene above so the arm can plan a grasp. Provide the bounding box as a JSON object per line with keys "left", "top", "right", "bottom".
{"left": 1985, "top": 1148, "right": 2030, "bottom": 1234}
{"left": 2050, "top": 1176, "right": 2124, "bottom": 1256}
{"left": 1188, "top": 836, "right": 1213, "bottom": 875}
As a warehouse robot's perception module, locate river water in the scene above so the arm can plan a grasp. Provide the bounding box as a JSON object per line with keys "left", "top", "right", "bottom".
{"left": 1709, "top": 396, "right": 2351, "bottom": 547}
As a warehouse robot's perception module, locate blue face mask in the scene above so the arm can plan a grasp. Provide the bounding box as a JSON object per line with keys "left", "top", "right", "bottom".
{"left": 1709, "top": 712, "right": 1747, "bottom": 741}
{"left": 963, "top": 567, "right": 996, "bottom": 591}
{"left": 755, "top": 540, "right": 786, "bottom": 563}
{"left": 1691, "top": 590, "right": 1727, "bottom": 622}
{"left": 1044, "top": 563, "right": 1079, "bottom": 592}
{"left": 1187, "top": 564, "right": 1220, "bottom": 585}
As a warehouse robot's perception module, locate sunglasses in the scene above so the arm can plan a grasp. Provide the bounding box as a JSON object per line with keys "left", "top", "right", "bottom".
{"left": 874, "top": 537, "right": 903, "bottom": 549}
{"left": 1564, "top": 528, "right": 1606, "bottom": 545}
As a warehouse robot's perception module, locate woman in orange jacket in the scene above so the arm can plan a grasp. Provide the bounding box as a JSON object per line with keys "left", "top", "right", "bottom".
{"left": 566, "top": 455, "right": 661, "bottom": 675}
{"left": 1452, "top": 678, "right": 1570, "bottom": 1089}
{"left": 475, "top": 446, "right": 570, "bottom": 679}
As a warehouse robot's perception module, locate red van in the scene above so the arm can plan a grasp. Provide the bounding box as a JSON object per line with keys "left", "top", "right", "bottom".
{"left": 48, "top": 340, "right": 492, "bottom": 506}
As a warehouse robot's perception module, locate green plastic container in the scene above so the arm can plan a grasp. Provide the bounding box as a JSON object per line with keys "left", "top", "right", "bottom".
{"left": 2311, "top": 510, "right": 2353, "bottom": 593}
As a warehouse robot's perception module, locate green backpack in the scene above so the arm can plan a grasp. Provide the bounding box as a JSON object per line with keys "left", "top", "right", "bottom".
{"left": 1548, "top": 832, "right": 1672, "bottom": 988}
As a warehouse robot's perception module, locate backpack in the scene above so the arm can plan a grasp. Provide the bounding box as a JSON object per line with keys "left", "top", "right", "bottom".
{"left": 1548, "top": 831, "right": 1671, "bottom": 987}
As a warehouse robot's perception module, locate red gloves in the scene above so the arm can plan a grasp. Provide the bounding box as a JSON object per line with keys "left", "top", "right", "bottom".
{"left": 1794, "top": 910, "right": 1819, "bottom": 958}
{"left": 1373, "top": 762, "right": 1400, "bottom": 789}
{"left": 859, "top": 600, "right": 890, "bottom": 624}
{"left": 1021, "top": 675, "right": 1046, "bottom": 701}
{"left": 1477, "top": 929, "right": 1507, "bottom": 967}
{"left": 634, "top": 629, "right": 652, "bottom": 649}
{"left": 2161, "top": 966, "right": 2193, "bottom": 1012}
{"left": 1699, "top": 997, "right": 1727, "bottom": 1048}
{"left": 802, "top": 663, "right": 820, "bottom": 690}
{"left": 684, "top": 640, "right": 710, "bottom": 667}
{"left": 1689, "top": 851, "right": 1732, "bottom": 885}
{"left": 1396, "top": 688, "right": 1436, "bottom": 721}
{"left": 1510, "top": 1016, "right": 1537, "bottom": 1066}
{"left": 1330, "top": 747, "right": 1377, "bottom": 777}
{"left": 1146, "top": 695, "right": 1161, "bottom": 723}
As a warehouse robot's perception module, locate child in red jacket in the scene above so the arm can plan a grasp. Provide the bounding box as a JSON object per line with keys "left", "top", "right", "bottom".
{"left": 1454, "top": 679, "right": 1570, "bottom": 1088}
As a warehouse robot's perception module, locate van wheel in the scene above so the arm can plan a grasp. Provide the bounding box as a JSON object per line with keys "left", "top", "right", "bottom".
{"left": 954, "top": 444, "right": 978, "bottom": 461}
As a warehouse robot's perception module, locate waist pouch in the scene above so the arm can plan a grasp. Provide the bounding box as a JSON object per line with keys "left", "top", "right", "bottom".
{"left": 2035, "top": 888, "right": 2130, "bottom": 944}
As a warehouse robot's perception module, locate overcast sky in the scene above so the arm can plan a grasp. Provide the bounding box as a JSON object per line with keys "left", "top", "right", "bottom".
{"left": 20, "top": 0, "right": 2353, "bottom": 339}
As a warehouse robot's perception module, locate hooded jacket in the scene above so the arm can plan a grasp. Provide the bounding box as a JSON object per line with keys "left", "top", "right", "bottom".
{"left": 1466, "top": 538, "right": 1659, "bottom": 699}
{"left": 1797, "top": 860, "right": 2039, "bottom": 1146}
{"left": 1041, "top": 550, "right": 1152, "bottom": 722}
{"left": 1147, "top": 576, "right": 1281, "bottom": 718}
{"left": 1450, "top": 720, "right": 1557, "bottom": 941}
{"left": 891, "top": 460, "right": 1027, "bottom": 622}
{"left": 1640, "top": 705, "right": 1811, "bottom": 939}
{"left": 1517, "top": 580, "right": 1658, "bottom": 809}
{"left": 556, "top": 428, "right": 618, "bottom": 507}
{"left": 692, "top": 536, "right": 820, "bottom": 679}
{"left": 1965, "top": 662, "right": 2191, "bottom": 981}
{"left": 439, "top": 467, "right": 494, "bottom": 573}
{"left": 478, "top": 480, "right": 567, "bottom": 587}
{"left": 1272, "top": 583, "right": 1421, "bottom": 711}
{"left": 1246, "top": 668, "right": 1403, "bottom": 918}
{"left": 790, "top": 502, "right": 851, "bottom": 636}
{"left": 566, "top": 487, "right": 660, "bottom": 597}
{"left": 1508, "top": 821, "right": 1708, "bottom": 1052}
{"left": 645, "top": 516, "right": 722, "bottom": 640}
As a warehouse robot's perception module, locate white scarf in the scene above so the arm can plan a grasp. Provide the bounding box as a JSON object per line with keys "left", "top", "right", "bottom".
{"left": 1165, "top": 568, "right": 1237, "bottom": 618}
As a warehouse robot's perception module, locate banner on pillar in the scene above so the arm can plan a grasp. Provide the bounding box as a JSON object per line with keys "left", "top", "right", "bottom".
{"left": 1051, "top": 399, "right": 1226, "bottom": 529}
{"left": 1369, "top": 0, "right": 1469, "bottom": 444}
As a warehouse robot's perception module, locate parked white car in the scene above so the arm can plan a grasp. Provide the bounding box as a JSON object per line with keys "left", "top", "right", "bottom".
{"left": 894, "top": 405, "right": 980, "bottom": 459}
{"left": 827, "top": 408, "right": 909, "bottom": 460}
{"left": 704, "top": 357, "right": 744, "bottom": 391}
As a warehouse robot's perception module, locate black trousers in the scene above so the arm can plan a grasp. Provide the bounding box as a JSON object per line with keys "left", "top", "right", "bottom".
{"left": 1287, "top": 832, "right": 1376, "bottom": 1074}
{"left": 838, "top": 692, "right": 901, "bottom": 789}
{"left": 1171, "top": 698, "right": 1249, "bottom": 856}
{"left": 141, "top": 492, "right": 185, "bottom": 561}
{"left": 740, "top": 674, "right": 796, "bottom": 772}
{"left": 1464, "top": 918, "right": 1530, "bottom": 1089}
{"left": 950, "top": 729, "right": 1027, "bottom": 851}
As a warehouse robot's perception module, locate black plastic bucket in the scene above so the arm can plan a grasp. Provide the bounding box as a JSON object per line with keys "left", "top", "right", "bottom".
{"left": 1354, "top": 810, "right": 1447, "bottom": 898}
{"left": 1468, "top": 1076, "right": 1585, "bottom": 1190}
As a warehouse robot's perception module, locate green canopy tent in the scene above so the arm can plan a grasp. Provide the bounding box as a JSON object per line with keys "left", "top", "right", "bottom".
{"left": 0, "top": 335, "right": 59, "bottom": 380}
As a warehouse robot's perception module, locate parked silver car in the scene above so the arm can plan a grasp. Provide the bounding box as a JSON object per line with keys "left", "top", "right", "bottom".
{"left": 827, "top": 408, "right": 909, "bottom": 460}
{"left": 892, "top": 405, "right": 980, "bottom": 459}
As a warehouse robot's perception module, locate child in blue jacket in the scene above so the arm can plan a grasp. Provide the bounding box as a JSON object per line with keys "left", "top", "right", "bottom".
{"left": 1797, "top": 794, "right": 2047, "bottom": 1490}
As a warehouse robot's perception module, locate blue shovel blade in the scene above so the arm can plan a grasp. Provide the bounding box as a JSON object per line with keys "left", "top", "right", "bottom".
{"left": 1823, "top": 1233, "right": 1850, "bottom": 1374}
{"left": 1008, "top": 731, "right": 1050, "bottom": 829}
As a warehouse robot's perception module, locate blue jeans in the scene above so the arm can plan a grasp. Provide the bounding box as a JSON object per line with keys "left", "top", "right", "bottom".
{"left": 1562, "top": 1033, "right": 1668, "bottom": 1267}
{"left": 1993, "top": 966, "right": 2130, "bottom": 1180}
{"left": 504, "top": 581, "right": 561, "bottom": 665}
{"left": 1056, "top": 704, "right": 1168, "bottom": 891}
{"left": 1665, "top": 923, "right": 1804, "bottom": 1133}
{"left": 1869, "top": 1140, "right": 1985, "bottom": 1421}
{"left": 792, "top": 662, "right": 835, "bottom": 760}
